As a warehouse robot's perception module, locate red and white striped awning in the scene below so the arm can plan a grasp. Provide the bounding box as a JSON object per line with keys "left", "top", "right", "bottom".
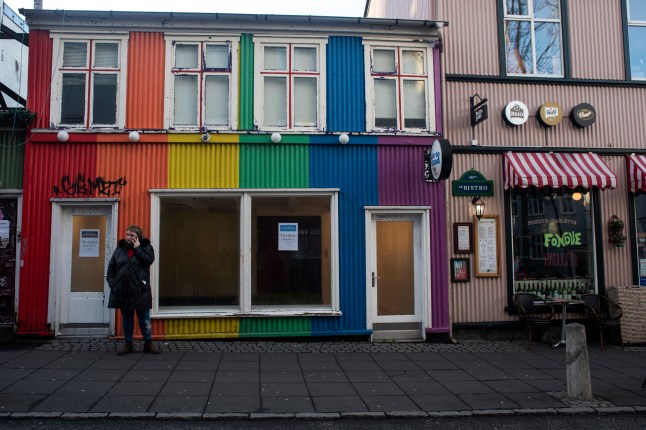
{"left": 627, "top": 154, "right": 646, "bottom": 193}
{"left": 504, "top": 152, "right": 617, "bottom": 190}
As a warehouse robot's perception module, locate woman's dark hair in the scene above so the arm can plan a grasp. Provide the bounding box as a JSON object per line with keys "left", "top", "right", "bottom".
{"left": 126, "top": 224, "right": 144, "bottom": 240}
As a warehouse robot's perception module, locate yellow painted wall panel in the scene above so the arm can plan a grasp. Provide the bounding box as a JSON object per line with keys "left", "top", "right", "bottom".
{"left": 168, "top": 143, "right": 239, "bottom": 189}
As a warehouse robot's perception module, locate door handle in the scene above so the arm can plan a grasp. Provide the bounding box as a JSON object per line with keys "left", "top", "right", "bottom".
{"left": 372, "top": 272, "right": 380, "bottom": 288}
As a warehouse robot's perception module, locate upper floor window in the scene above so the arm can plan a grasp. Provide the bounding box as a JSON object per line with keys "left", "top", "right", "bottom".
{"left": 628, "top": 0, "right": 646, "bottom": 80}
{"left": 51, "top": 35, "right": 128, "bottom": 128}
{"left": 165, "top": 38, "right": 238, "bottom": 130}
{"left": 504, "top": 0, "right": 563, "bottom": 77}
{"left": 364, "top": 42, "right": 435, "bottom": 132}
{"left": 254, "top": 37, "right": 327, "bottom": 131}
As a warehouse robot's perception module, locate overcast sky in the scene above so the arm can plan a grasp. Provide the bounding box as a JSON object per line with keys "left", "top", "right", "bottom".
{"left": 6, "top": 0, "right": 368, "bottom": 18}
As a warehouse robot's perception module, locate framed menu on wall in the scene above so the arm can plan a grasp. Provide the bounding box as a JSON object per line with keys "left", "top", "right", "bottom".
{"left": 474, "top": 215, "right": 500, "bottom": 277}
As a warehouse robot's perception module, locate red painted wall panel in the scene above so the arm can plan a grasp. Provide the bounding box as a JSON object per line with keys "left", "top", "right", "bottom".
{"left": 26, "top": 30, "right": 53, "bottom": 129}
{"left": 18, "top": 142, "right": 98, "bottom": 334}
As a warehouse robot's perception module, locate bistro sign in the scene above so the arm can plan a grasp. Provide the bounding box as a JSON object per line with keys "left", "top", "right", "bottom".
{"left": 452, "top": 169, "right": 494, "bottom": 196}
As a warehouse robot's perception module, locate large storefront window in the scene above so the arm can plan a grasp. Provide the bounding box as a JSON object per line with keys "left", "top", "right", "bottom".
{"left": 155, "top": 191, "right": 337, "bottom": 314}
{"left": 511, "top": 190, "right": 595, "bottom": 297}
{"left": 635, "top": 194, "right": 646, "bottom": 285}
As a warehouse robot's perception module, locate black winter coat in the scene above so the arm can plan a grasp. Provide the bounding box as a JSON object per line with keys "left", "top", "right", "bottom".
{"left": 107, "top": 238, "right": 155, "bottom": 310}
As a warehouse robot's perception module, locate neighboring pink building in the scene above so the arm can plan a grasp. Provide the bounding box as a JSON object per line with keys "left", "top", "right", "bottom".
{"left": 368, "top": 0, "right": 646, "bottom": 330}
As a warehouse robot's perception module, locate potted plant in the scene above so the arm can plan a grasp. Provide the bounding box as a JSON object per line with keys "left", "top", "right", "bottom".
{"left": 0, "top": 108, "right": 36, "bottom": 128}
{"left": 608, "top": 215, "right": 626, "bottom": 247}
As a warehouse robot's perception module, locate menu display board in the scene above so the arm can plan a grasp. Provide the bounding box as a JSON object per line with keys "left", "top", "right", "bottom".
{"left": 474, "top": 215, "right": 500, "bottom": 277}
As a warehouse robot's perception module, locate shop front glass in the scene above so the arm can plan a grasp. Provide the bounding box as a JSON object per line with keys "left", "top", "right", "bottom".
{"left": 511, "top": 189, "right": 595, "bottom": 298}
{"left": 635, "top": 194, "right": 646, "bottom": 285}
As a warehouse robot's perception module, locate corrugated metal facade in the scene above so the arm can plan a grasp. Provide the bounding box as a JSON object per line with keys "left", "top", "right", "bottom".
{"left": 19, "top": 13, "right": 448, "bottom": 339}
{"left": 126, "top": 32, "right": 165, "bottom": 129}
{"left": 446, "top": 82, "right": 646, "bottom": 150}
{"left": 0, "top": 132, "right": 25, "bottom": 189}
{"left": 26, "top": 30, "right": 52, "bottom": 129}
{"left": 327, "top": 36, "right": 366, "bottom": 132}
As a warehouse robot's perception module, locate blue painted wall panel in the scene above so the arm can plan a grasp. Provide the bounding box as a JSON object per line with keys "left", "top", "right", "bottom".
{"left": 326, "top": 36, "right": 366, "bottom": 133}
{"left": 310, "top": 145, "right": 378, "bottom": 334}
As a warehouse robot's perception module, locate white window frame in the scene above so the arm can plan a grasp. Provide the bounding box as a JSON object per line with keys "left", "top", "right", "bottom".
{"left": 50, "top": 33, "right": 129, "bottom": 129}
{"left": 627, "top": 0, "right": 646, "bottom": 80}
{"left": 253, "top": 36, "right": 327, "bottom": 132}
{"left": 363, "top": 40, "right": 436, "bottom": 133}
{"left": 503, "top": 0, "right": 564, "bottom": 77}
{"left": 149, "top": 189, "right": 340, "bottom": 318}
{"left": 164, "top": 35, "right": 239, "bottom": 131}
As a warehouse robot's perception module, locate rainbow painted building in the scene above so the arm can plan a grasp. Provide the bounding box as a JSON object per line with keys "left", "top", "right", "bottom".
{"left": 17, "top": 9, "right": 449, "bottom": 340}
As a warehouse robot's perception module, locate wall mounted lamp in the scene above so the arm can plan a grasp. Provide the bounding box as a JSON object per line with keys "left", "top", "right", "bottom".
{"left": 271, "top": 132, "right": 282, "bottom": 143}
{"left": 201, "top": 132, "right": 210, "bottom": 142}
{"left": 128, "top": 131, "right": 140, "bottom": 143}
{"left": 57, "top": 130, "right": 69, "bottom": 142}
{"left": 472, "top": 196, "right": 486, "bottom": 219}
{"left": 339, "top": 133, "right": 350, "bottom": 144}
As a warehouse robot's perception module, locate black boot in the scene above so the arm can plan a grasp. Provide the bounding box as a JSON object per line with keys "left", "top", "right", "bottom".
{"left": 116, "top": 341, "right": 133, "bottom": 356}
{"left": 144, "top": 341, "right": 161, "bottom": 354}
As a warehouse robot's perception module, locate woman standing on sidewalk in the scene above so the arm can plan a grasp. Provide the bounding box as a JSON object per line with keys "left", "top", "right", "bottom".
{"left": 107, "top": 224, "right": 160, "bottom": 355}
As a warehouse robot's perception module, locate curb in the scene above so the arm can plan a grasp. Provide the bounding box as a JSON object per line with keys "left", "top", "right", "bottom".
{"left": 0, "top": 407, "right": 644, "bottom": 420}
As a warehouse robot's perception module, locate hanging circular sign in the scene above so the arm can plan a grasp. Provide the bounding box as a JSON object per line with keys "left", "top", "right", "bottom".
{"left": 503, "top": 101, "right": 529, "bottom": 126}
{"left": 570, "top": 103, "right": 596, "bottom": 128}
{"left": 537, "top": 102, "right": 563, "bottom": 127}
{"left": 426, "top": 139, "right": 453, "bottom": 182}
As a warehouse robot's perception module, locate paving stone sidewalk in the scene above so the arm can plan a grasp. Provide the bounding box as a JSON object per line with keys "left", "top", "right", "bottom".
{"left": 0, "top": 338, "right": 644, "bottom": 420}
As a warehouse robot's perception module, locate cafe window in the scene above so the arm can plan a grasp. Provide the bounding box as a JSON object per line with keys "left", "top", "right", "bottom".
{"left": 153, "top": 191, "right": 338, "bottom": 315}
{"left": 511, "top": 190, "right": 595, "bottom": 297}
{"left": 635, "top": 194, "right": 646, "bottom": 285}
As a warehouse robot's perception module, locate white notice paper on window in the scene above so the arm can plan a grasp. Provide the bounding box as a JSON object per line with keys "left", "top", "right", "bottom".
{"left": 79, "top": 229, "right": 100, "bottom": 257}
{"left": 0, "top": 220, "right": 9, "bottom": 247}
{"left": 278, "top": 223, "right": 298, "bottom": 251}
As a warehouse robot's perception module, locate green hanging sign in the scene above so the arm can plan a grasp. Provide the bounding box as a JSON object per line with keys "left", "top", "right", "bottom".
{"left": 452, "top": 169, "right": 494, "bottom": 196}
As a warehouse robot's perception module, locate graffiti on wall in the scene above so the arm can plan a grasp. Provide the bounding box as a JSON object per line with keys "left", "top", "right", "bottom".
{"left": 53, "top": 174, "right": 127, "bottom": 197}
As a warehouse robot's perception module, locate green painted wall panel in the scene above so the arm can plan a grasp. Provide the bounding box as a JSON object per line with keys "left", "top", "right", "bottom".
{"left": 239, "top": 317, "right": 311, "bottom": 337}
{"left": 239, "top": 34, "right": 254, "bottom": 130}
{"left": 0, "top": 132, "right": 25, "bottom": 189}
{"left": 239, "top": 144, "right": 309, "bottom": 188}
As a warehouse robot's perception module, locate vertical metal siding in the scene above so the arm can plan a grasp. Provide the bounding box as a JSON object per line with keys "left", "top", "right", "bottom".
{"left": 365, "top": 0, "right": 431, "bottom": 19}
{"left": 168, "top": 143, "right": 239, "bottom": 189}
{"left": 126, "top": 32, "right": 165, "bottom": 129}
{"left": 377, "top": 144, "right": 449, "bottom": 332}
{"left": 327, "top": 36, "right": 366, "bottom": 133}
{"left": 96, "top": 143, "right": 168, "bottom": 238}
{"left": 569, "top": 0, "right": 624, "bottom": 80}
{"left": 0, "top": 132, "right": 25, "bottom": 189}
{"left": 441, "top": 0, "right": 499, "bottom": 76}
{"left": 239, "top": 34, "right": 254, "bottom": 131}
{"left": 599, "top": 156, "right": 632, "bottom": 288}
{"left": 239, "top": 143, "right": 309, "bottom": 188}
{"left": 19, "top": 142, "right": 98, "bottom": 333}
{"left": 446, "top": 81, "right": 646, "bottom": 150}
{"left": 165, "top": 318, "right": 239, "bottom": 339}
{"left": 26, "top": 30, "right": 52, "bottom": 129}
{"left": 239, "top": 317, "right": 311, "bottom": 337}
{"left": 309, "top": 143, "right": 379, "bottom": 335}
{"left": 447, "top": 153, "right": 512, "bottom": 323}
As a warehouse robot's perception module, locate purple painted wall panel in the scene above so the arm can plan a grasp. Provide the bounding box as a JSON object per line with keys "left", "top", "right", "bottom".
{"left": 378, "top": 145, "right": 449, "bottom": 333}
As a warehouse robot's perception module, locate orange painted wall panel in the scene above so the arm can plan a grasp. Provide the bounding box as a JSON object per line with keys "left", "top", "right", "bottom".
{"left": 126, "top": 32, "right": 165, "bottom": 129}
{"left": 96, "top": 143, "right": 168, "bottom": 237}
